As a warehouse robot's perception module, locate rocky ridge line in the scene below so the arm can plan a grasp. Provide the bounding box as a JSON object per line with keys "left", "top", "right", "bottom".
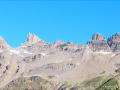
{"left": 0, "top": 32, "right": 120, "bottom": 52}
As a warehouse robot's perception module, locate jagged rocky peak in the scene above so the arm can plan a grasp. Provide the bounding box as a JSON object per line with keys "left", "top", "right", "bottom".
{"left": 0, "top": 36, "right": 9, "bottom": 49}
{"left": 107, "top": 32, "right": 120, "bottom": 51}
{"left": 108, "top": 33, "right": 120, "bottom": 43}
{"left": 20, "top": 32, "right": 46, "bottom": 51}
{"left": 24, "top": 32, "right": 44, "bottom": 45}
{"left": 92, "top": 33, "right": 105, "bottom": 41}
{"left": 87, "top": 33, "right": 110, "bottom": 51}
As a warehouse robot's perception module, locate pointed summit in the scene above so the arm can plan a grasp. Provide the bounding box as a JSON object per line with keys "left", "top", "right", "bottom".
{"left": 24, "top": 32, "right": 44, "bottom": 45}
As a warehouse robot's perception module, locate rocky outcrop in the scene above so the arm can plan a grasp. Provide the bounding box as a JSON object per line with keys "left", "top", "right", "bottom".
{"left": 88, "top": 32, "right": 120, "bottom": 52}
{"left": 92, "top": 33, "right": 104, "bottom": 41}
{"left": 24, "top": 32, "right": 44, "bottom": 45}
{"left": 20, "top": 33, "right": 49, "bottom": 52}
{"left": 107, "top": 33, "right": 120, "bottom": 51}
{"left": 87, "top": 33, "right": 110, "bottom": 51}
{"left": 108, "top": 33, "right": 120, "bottom": 42}
{"left": 53, "top": 41, "right": 85, "bottom": 52}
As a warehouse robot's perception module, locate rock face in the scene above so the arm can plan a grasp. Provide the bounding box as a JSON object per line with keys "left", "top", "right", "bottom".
{"left": 87, "top": 32, "right": 120, "bottom": 52}
{"left": 107, "top": 33, "right": 120, "bottom": 51}
{"left": 108, "top": 33, "right": 120, "bottom": 42}
{"left": 24, "top": 32, "right": 44, "bottom": 45}
{"left": 20, "top": 33, "right": 48, "bottom": 52}
{"left": 87, "top": 33, "right": 110, "bottom": 51}
{"left": 92, "top": 33, "right": 104, "bottom": 41}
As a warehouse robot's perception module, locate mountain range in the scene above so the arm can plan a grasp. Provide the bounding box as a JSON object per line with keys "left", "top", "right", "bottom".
{"left": 0, "top": 32, "right": 120, "bottom": 90}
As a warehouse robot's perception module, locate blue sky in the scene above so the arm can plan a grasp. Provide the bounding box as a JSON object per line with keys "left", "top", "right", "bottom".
{"left": 0, "top": 0, "right": 120, "bottom": 47}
